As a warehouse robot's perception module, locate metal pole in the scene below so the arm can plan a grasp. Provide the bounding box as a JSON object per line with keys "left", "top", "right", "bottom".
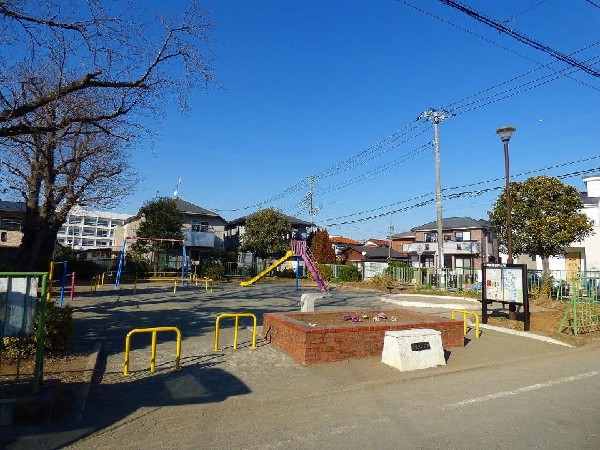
{"left": 433, "top": 118, "right": 444, "bottom": 272}
{"left": 503, "top": 140, "right": 513, "bottom": 264}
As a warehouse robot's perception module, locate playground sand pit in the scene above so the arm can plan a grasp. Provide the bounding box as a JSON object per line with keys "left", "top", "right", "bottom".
{"left": 262, "top": 309, "right": 464, "bottom": 365}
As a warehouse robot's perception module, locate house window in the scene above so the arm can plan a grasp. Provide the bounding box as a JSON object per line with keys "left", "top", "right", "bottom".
{"left": 455, "top": 257, "right": 472, "bottom": 269}
{"left": 0, "top": 219, "right": 22, "bottom": 231}
{"left": 455, "top": 231, "right": 471, "bottom": 242}
{"left": 191, "top": 221, "right": 209, "bottom": 232}
{"left": 422, "top": 255, "right": 435, "bottom": 267}
{"left": 1, "top": 232, "right": 7, "bottom": 242}
{"left": 425, "top": 232, "right": 437, "bottom": 243}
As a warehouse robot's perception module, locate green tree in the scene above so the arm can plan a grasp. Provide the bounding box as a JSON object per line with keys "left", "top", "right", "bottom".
{"left": 241, "top": 208, "right": 292, "bottom": 258}
{"left": 310, "top": 228, "right": 336, "bottom": 264}
{"left": 488, "top": 176, "right": 593, "bottom": 280}
{"left": 133, "top": 197, "right": 185, "bottom": 274}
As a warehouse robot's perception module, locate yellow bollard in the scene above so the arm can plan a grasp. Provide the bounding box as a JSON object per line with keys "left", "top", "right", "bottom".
{"left": 451, "top": 310, "right": 480, "bottom": 339}
{"left": 214, "top": 313, "right": 258, "bottom": 352}
{"left": 123, "top": 327, "right": 182, "bottom": 376}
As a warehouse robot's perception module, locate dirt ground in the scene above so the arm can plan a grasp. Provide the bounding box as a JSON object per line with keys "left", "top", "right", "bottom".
{"left": 487, "top": 297, "right": 600, "bottom": 346}
{"left": 0, "top": 352, "right": 91, "bottom": 417}
{"left": 287, "top": 309, "right": 437, "bottom": 326}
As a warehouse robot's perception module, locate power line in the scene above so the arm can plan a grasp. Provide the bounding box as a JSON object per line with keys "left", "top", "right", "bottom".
{"left": 502, "top": 0, "right": 550, "bottom": 23}
{"left": 323, "top": 166, "right": 600, "bottom": 227}
{"left": 322, "top": 154, "right": 600, "bottom": 223}
{"left": 586, "top": 0, "right": 600, "bottom": 10}
{"left": 439, "top": 0, "right": 600, "bottom": 78}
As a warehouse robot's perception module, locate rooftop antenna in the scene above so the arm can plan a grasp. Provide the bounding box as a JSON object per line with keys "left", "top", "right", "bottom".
{"left": 173, "top": 177, "right": 182, "bottom": 199}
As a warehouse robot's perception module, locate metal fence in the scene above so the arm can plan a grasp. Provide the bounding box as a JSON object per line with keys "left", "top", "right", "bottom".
{"left": 0, "top": 272, "right": 49, "bottom": 393}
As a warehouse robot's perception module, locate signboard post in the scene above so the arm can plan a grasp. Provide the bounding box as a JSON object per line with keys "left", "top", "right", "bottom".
{"left": 482, "top": 263, "right": 530, "bottom": 331}
{"left": 416, "top": 244, "right": 424, "bottom": 286}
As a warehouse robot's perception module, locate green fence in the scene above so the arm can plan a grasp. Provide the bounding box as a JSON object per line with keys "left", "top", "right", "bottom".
{"left": 0, "top": 272, "right": 49, "bottom": 393}
{"left": 558, "top": 275, "right": 600, "bottom": 335}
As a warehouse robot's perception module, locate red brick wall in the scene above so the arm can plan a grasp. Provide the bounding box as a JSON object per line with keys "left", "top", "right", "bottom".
{"left": 262, "top": 310, "right": 464, "bottom": 365}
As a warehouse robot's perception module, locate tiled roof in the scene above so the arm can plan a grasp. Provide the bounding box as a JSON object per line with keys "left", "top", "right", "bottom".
{"left": 391, "top": 231, "right": 415, "bottom": 239}
{"left": 329, "top": 236, "right": 361, "bottom": 245}
{"left": 364, "top": 238, "right": 390, "bottom": 247}
{"left": 175, "top": 199, "right": 222, "bottom": 218}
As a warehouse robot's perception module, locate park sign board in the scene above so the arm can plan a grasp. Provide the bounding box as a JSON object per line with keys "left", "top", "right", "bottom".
{"left": 482, "top": 263, "right": 530, "bottom": 331}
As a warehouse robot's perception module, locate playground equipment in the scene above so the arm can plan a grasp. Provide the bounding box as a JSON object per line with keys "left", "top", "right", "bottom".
{"left": 123, "top": 326, "right": 182, "bottom": 376}
{"left": 115, "top": 237, "right": 188, "bottom": 288}
{"left": 559, "top": 280, "right": 600, "bottom": 335}
{"left": 239, "top": 239, "right": 328, "bottom": 292}
{"left": 46, "top": 261, "right": 76, "bottom": 305}
{"left": 214, "top": 313, "right": 258, "bottom": 351}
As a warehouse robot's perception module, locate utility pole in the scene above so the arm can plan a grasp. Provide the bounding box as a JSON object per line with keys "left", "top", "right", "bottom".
{"left": 422, "top": 109, "right": 451, "bottom": 274}
{"left": 306, "top": 176, "right": 318, "bottom": 230}
{"left": 387, "top": 214, "right": 394, "bottom": 259}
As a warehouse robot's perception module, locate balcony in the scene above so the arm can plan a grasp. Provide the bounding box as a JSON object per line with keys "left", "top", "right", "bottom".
{"left": 184, "top": 231, "right": 215, "bottom": 248}
{"left": 404, "top": 241, "right": 480, "bottom": 255}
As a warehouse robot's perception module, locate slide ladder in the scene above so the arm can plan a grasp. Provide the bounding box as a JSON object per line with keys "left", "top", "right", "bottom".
{"left": 291, "top": 240, "right": 329, "bottom": 292}
{"left": 239, "top": 250, "right": 293, "bottom": 286}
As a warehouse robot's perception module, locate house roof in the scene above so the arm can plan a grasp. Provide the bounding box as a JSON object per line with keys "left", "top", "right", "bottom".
{"left": 412, "top": 216, "right": 491, "bottom": 231}
{"left": 0, "top": 200, "right": 26, "bottom": 214}
{"left": 226, "top": 212, "right": 313, "bottom": 229}
{"left": 363, "top": 238, "right": 390, "bottom": 247}
{"left": 580, "top": 192, "right": 600, "bottom": 205}
{"left": 329, "top": 236, "right": 361, "bottom": 245}
{"left": 175, "top": 199, "right": 223, "bottom": 218}
{"left": 390, "top": 231, "right": 415, "bottom": 240}
{"left": 342, "top": 245, "right": 407, "bottom": 260}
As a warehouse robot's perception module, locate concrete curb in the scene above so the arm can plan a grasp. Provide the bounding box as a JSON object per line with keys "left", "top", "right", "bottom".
{"left": 73, "top": 342, "right": 102, "bottom": 421}
{"left": 391, "top": 293, "right": 481, "bottom": 302}
{"left": 380, "top": 297, "right": 479, "bottom": 310}
{"left": 479, "top": 324, "right": 573, "bottom": 347}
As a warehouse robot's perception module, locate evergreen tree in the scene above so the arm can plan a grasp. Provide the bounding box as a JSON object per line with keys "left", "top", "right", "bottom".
{"left": 310, "top": 228, "right": 336, "bottom": 264}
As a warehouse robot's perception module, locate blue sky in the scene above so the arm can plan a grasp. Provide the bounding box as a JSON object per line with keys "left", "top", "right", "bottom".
{"left": 124, "top": 1, "right": 600, "bottom": 241}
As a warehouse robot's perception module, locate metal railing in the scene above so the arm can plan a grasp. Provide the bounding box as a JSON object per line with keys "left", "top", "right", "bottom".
{"left": 214, "top": 313, "right": 257, "bottom": 351}
{"left": 0, "top": 272, "right": 49, "bottom": 393}
{"left": 451, "top": 310, "right": 480, "bottom": 339}
{"left": 123, "top": 327, "right": 182, "bottom": 376}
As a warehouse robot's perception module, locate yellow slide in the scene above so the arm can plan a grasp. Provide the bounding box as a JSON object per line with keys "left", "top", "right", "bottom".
{"left": 240, "top": 250, "right": 294, "bottom": 286}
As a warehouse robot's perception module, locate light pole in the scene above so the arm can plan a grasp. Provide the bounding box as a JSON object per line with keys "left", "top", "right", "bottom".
{"left": 497, "top": 125, "right": 516, "bottom": 321}
{"left": 496, "top": 126, "right": 516, "bottom": 265}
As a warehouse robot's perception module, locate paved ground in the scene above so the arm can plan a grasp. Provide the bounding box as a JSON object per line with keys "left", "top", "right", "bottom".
{"left": 3, "top": 280, "right": 599, "bottom": 449}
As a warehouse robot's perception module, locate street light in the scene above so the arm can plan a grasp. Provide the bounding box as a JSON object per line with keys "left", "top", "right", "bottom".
{"left": 496, "top": 126, "right": 516, "bottom": 265}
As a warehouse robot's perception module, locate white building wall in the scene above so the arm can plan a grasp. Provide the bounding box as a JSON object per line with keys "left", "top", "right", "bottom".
{"left": 57, "top": 207, "right": 132, "bottom": 251}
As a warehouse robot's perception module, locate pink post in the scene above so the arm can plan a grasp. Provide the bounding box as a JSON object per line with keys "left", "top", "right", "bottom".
{"left": 70, "top": 272, "right": 76, "bottom": 301}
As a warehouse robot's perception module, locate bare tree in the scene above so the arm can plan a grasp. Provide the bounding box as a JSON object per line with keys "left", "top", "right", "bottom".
{"left": 0, "top": 0, "right": 214, "bottom": 269}
{"left": 2, "top": 81, "right": 139, "bottom": 269}
{"left": 0, "top": 0, "right": 213, "bottom": 137}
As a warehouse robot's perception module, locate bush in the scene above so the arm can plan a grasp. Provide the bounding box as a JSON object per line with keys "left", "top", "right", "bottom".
{"left": 338, "top": 265, "right": 361, "bottom": 282}
{"left": 54, "top": 258, "right": 101, "bottom": 280}
{"left": 315, "top": 264, "right": 333, "bottom": 282}
{"left": 201, "top": 262, "right": 225, "bottom": 280}
{"left": 275, "top": 268, "right": 297, "bottom": 278}
{"left": 1, "top": 300, "right": 73, "bottom": 362}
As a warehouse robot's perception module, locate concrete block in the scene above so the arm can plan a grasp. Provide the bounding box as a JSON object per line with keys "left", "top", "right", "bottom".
{"left": 300, "top": 293, "right": 329, "bottom": 312}
{"left": 381, "top": 329, "right": 446, "bottom": 372}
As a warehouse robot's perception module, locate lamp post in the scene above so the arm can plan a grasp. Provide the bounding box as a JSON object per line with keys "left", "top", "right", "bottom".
{"left": 496, "top": 126, "right": 516, "bottom": 264}
{"left": 496, "top": 125, "right": 516, "bottom": 320}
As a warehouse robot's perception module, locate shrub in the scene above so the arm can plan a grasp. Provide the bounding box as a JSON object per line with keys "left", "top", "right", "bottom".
{"left": 201, "top": 262, "right": 225, "bottom": 280}
{"left": 315, "top": 264, "right": 333, "bottom": 282}
{"left": 275, "top": 268, "right": 297, "bottom": 278}
{"left": 338, "top": 265, "right": 361, "bottom": 282}
{"left": 1, "top": 300, "right": 73, "bottom": 362}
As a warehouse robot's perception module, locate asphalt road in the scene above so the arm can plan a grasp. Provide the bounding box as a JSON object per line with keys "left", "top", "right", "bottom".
{"left": 3, "top": 283, "right": 599, "bottom": 449}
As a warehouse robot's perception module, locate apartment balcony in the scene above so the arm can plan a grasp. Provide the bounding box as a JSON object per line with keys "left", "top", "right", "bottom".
{"left": 184, "top": 231, "right": 215, "bottom": 248}
{"left": 403, "top": 240, "right": 480, "bottom": 255}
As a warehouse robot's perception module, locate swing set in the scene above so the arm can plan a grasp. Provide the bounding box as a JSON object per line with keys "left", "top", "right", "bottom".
{"left": 114, "top": 237, "right": 188, "bottom": 288}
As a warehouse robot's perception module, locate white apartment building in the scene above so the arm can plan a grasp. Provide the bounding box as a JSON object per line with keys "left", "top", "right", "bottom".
{"left": 57, "top": 207, "right": 132, "bottom": 251}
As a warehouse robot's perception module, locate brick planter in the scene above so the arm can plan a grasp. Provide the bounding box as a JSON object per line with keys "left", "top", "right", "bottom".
{"left": 262, "top": 309, "right": 464, "bottom": 365}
